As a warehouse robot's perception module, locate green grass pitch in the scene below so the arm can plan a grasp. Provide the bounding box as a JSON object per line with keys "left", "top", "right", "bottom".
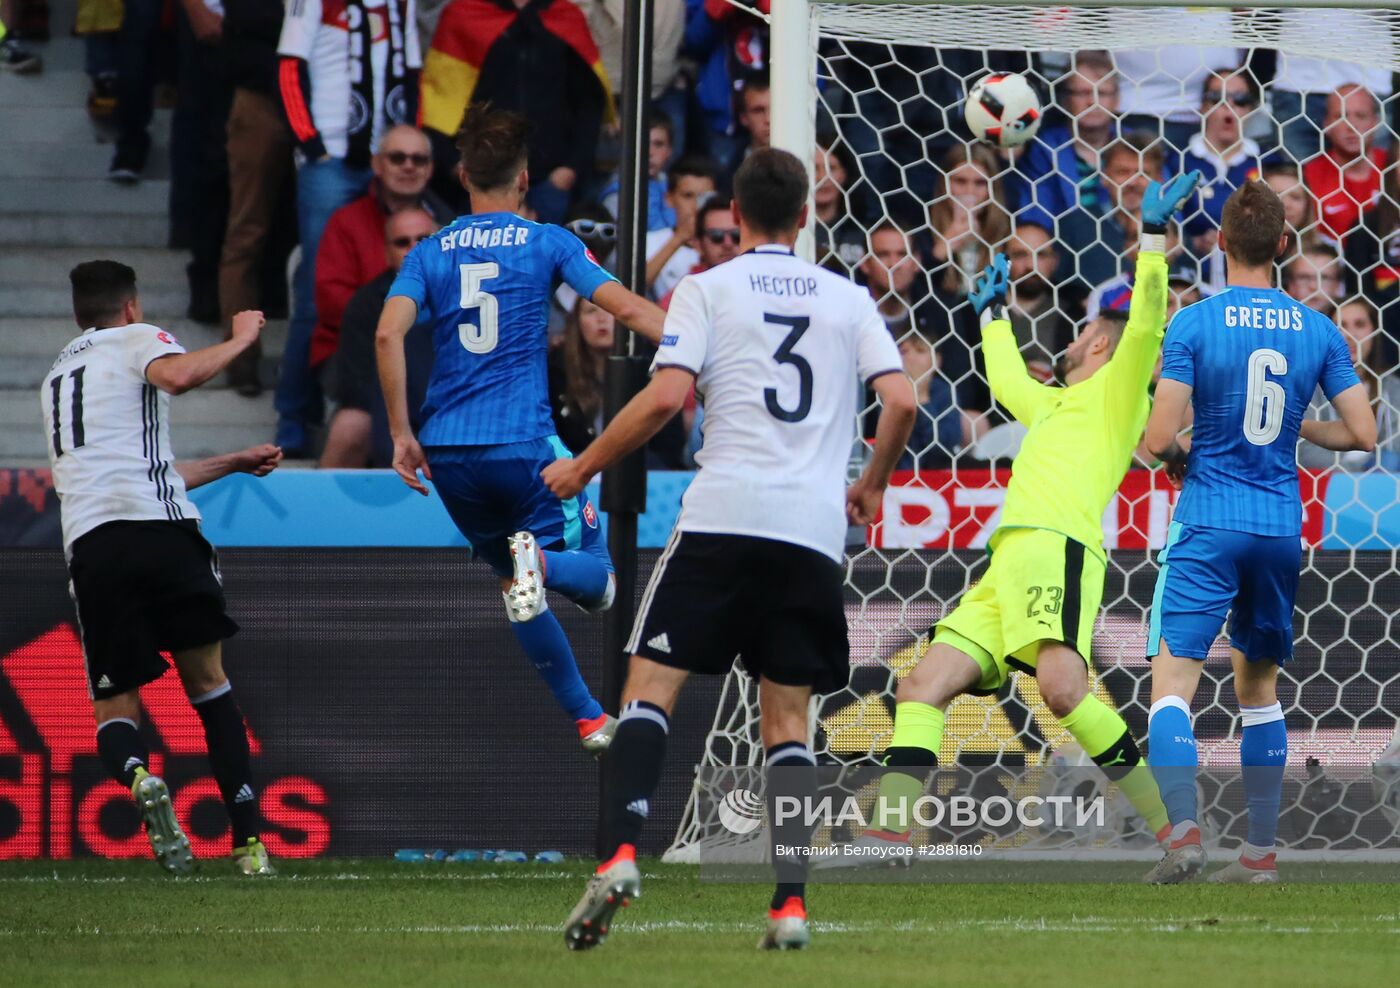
{"left": 1, "top": 859, "right": 1396, "bottom": 986}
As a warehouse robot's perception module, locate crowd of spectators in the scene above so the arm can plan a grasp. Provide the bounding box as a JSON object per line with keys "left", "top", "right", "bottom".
{"left": 13, "top": 1, "right": 1400, "bottom": 471}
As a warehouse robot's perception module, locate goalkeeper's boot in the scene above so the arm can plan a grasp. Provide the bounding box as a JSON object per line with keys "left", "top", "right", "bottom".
{"left": 814, "top": 828, "right": 913, "bottom": 870}
{"left": 1207, "top": 852, "right": 1278, "bottom": 885}
{"left": 1143, "top": 826, "right": 1206, "bottom": 884}
{"left": 132, "top": 768, "right": 194, "bottom": 876}
{"left": 564, "top": 845, "right": 640, "bottom": 951}
{"left": 578, "top": 713, "right": 617, "bottom": 758}
{"left": 759, "top": 897, "right": 810, "bottom": 950}
{"left": 233, "top": 837, "right": 277, "bottom": 876}
{"left": 505, "top": 531, "right": 548, "bottom": 622}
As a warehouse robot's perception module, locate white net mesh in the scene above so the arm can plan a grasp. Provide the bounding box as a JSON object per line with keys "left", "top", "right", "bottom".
{"left": 667, "top": 2, "right": 1400, "bottom": 861}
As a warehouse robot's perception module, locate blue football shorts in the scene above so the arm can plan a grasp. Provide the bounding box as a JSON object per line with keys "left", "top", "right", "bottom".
{"left": 1147, "top": 521, "right": 1301, "bottom": 665}
{"left": 426, "top": 437, "right": 612, "bottom": 578}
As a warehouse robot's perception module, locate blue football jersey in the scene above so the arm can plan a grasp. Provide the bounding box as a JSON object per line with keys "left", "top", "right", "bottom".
{"left": 388, "top": 211, "right": 616, "bottom": 446}
{"left": 1161, "top": 286, "right": 1359, "bottom": 536}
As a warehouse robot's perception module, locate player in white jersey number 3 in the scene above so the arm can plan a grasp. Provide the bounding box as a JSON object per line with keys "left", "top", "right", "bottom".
{"left": 545, "top": 149, "right": 918, "bottom": 951}
{"left": 40, "top": 260, "right": 284, "bottom": 876}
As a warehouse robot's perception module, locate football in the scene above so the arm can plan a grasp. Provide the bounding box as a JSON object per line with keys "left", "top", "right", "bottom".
{"left": 964, "top": 72, "right": 1043, "bottom": 148}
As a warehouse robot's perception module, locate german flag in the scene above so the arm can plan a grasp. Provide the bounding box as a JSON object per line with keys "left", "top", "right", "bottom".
{"left": 420, "top": 0, "right": 615, "bottom": 137}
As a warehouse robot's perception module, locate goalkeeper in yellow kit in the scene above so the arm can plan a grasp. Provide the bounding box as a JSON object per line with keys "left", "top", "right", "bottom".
{"left": 857, "top": 169, "right": 1203, "bottom": 851}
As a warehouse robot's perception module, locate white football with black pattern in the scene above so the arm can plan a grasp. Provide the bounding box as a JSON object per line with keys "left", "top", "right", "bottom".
{"left": 964, "top": 72, "right": 1043, "bottom": 149}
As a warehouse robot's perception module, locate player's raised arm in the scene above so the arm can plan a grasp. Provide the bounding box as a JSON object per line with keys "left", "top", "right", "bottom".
{"left": 543, "top": 274, "right": 709, "bottom": 498}
{"left": 552, "top": 224, "right": 667, "bottom": 345}
{"left": 591, "top": 281, "right": 667, "bottom": 346}
{"left": 375, "top": 294, "right": 432, "bottom": 495}
{"left": 145, "top": 310, "right": 265, "bottom": 395}
{"left": 973, "top": 254, "right": 1055, "bottom": 426}
{"left": 1103, "top": 171, "right": 1201, "bottom": 403}
{"left": 542, "top": 367, "right": 694, "bottom": 499}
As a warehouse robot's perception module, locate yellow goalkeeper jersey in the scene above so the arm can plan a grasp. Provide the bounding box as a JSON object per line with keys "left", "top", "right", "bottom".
{"left": 984, "top": 250, "right": 1167, "bottom": 562}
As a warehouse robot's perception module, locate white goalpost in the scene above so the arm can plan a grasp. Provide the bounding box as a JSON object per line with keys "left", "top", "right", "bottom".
{"left": 666, "top": 0, "right": 1400, "bottom": 862}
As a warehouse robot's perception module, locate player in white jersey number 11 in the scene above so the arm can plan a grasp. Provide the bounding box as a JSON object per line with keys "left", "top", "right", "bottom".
{"left": 547, "top": 148, "right": 917, "bottom": 953}
{"left": 42, "top": 260, "right": 284, "bottom": 877}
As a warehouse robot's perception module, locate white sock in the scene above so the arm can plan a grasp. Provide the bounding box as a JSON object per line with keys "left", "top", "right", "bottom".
{"left": 1170, "top": 820, "right": 1199, "bottom": 843}
{"left": 1242, "top": 842, "right": 1274, "bottom": 862}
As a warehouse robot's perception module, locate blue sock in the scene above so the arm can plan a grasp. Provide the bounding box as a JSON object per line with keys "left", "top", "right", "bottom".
{"left": 508, "top": 609, "right": 604, "bottom": 722}
{"left": 542, "top": 549, "right": 611, "bottom": 607}
{"left": 1239, "top": 702, "right": 1287, "bottom": 853}
{"left": 1148, "top": 696, "right": 1199, "bottom": 828}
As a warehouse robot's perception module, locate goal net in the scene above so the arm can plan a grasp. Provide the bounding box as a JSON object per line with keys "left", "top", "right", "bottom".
{"left": 666, "top": 1, "right": 1400, "bottom": 862}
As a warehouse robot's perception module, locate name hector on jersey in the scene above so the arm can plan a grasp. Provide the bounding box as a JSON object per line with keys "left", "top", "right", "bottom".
{"left": 748, "top": 273, "right": 820, "bottom": 297}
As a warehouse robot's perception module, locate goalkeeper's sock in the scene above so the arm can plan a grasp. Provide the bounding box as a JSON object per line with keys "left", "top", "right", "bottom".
{"left": 1239, "top": 702, "right": 1286, "bottom": 854}
{"left": 1059, "top": 694, "right": 1169, "bottom": 834}
{"left": 766, "top": 741, "right": 817, "bottom": 909}
{"left": 508, "top": 610, "right": 605, "bottom": 722}
{"left": 541, "top": 549, "right": 611, "bottom": 608}
{"left": 602, "top": 700, "right": 669, "bottom": 858}
{"left": 191, "top": 683, "right": 260, "bottom": 845}
{"left": 1147, "top": 696, "right": 1200, "bottom": 828}
{"left": 873, "top": 702, "right": 943, "bottom": 833}
{"left": 97, "top": 717, "right": 149, "bottom": 789}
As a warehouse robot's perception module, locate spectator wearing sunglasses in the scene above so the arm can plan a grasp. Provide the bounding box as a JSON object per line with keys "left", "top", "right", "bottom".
{"left": 1167, "top": 69, "right": 1269, "bottom": 256}
{"left": 321, "top": 208, "right": 440, "bottom": 467}
{"left": 551, "top": 209, "right": 619, "bottom": 332}
{"left": 658, "top": 195, "right": 740, "bottom": 309}
{"left": 309, "top": 126, "right": 453, "bottom": 374}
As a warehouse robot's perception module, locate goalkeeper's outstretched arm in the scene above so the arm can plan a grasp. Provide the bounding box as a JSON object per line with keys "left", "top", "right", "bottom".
{"left": 969, "top": 254, "right": 1054, "bottom": 426}
{"left": 1104, "top": 170, "right": 1202, "bottom": 404}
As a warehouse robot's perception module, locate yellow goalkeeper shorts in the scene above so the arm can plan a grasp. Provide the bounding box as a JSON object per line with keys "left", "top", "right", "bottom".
{"left": 933, "top": 527, "right": 1104, "bottom": 693}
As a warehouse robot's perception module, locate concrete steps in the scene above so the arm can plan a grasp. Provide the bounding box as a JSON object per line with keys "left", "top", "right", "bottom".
{"left": 0, "top": 388, "right": 278, "bottom": 461}
{"left": 0, "top": 317, "right": 290, "bottom": 389}
{"left": 0, "top": 0, "right": 287, "bottom": 466}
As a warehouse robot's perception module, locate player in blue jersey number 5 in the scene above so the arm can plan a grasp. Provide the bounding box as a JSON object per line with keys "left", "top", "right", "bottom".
{"left": 375, "top": 105, "right": 667, "bottom": 755}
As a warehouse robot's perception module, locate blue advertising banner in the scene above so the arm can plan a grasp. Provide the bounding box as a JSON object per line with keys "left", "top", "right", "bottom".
{"left": 188, "top": 470, "right": 696, "bottom": 548}
{"left": 6, "top": 467, "right": 1400, "bottom": 549}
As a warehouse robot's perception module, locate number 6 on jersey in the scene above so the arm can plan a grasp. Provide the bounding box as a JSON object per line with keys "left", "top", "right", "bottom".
{"left": 1243, "top": 347, "right": 1287, "bottom": 446}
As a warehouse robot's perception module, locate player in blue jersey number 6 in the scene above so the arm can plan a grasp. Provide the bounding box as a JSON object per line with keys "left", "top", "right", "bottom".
{"left": 375, "top": 105, "right": 667, "bottom": 756}
{"left": 1143, "top": 180, "right": 1376, "bottom": 884}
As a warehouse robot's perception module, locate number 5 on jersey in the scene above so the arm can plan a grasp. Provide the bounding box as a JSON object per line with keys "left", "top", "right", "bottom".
{"left": 458, "top": 262, "right": 499, "bottom": 354}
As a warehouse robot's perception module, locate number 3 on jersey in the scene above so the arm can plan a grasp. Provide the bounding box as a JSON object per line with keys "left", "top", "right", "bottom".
{"left": 1243, "top": 347, "right": 1287, "bottom": 445}
{"left": 458, "top": 262, "right": 499, "bottom": 354}
{"left": 764, "top": 313, "right": 812, "bottom": 423}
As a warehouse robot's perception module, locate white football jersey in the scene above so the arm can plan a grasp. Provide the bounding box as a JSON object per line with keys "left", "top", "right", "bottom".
{"left": 40, "top": 323, "right": 199, "bottom": 553}
{"left": 656, "top": 245, "right": 903, "bottom": 561}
